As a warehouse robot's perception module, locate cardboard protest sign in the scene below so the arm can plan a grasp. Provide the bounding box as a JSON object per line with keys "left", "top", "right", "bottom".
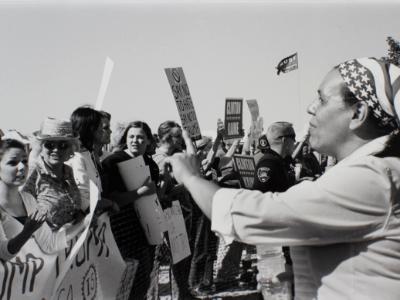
{"left": 0, "top": 213, "right": 129, "bottom": 300}
{"left": 246, "top": 99, "right": 259, "bottom": 122}
{"left": 224, "top": 98, "right": 244, "bottom": 139}
{"left": 233, "top": 155, "right": 256, "bottom": 189}
{"left": 54, "top": 214, "right": 130, "bottom": 300}
{"left": 117, "top": 156, "right": 166, "bottom": 245}
{"left": 165, "top": 67, "right": 202, "bottom": 140}
{"left": 95, "top": 56, "right": 114, "bottom": 110}
{"left": 164, "top": 201, "right": 191, "bottom": 264}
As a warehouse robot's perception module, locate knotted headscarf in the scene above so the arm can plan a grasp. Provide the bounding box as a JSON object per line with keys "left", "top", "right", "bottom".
{"left": 338, "top": 57, "right": 400, "bottom": 130}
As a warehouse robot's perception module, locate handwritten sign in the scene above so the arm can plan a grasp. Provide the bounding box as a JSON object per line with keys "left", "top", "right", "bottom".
{"left": 164, "top": 201, "right": 191, "bottom": 264}
{"left": 0, "top": 214, "right": 128, "bottom": 300}
{"left": 224, "top": 98, "right": 244, "bottom": 139}
{"left": 233, "top": 155, "right": 256, "bottom": 189}
{"left": 165, "top": 67, "right": 202, "bottom": 140}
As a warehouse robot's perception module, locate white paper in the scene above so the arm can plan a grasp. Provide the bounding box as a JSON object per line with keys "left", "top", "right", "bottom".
{"left": 164, "top": 201, "right": 191, "bottom": 264}
{"left": 134, "top": 194, "right": 166, "bottom": 245}
{"left": 117, "top": 156, "right": 165, "bottom": 245}
{"left": 117, "top": 156, "right": 150, "bottom": 191}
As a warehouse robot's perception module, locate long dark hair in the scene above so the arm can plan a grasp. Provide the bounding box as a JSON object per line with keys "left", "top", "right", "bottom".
{"left": 118, "top": 121, "right": 154, "bottom": 155}
{"left": 70, "top": 106, "right": 103, "bottom": 151}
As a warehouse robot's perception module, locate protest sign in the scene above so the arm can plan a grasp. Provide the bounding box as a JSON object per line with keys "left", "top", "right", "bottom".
{"left": 165, "top": 67, "right": 202, "bottom": 140}
{"left": 233, "top": 155, "right": 256, "bottom": 189}
{"left": 95, "top": 56, "right": 114, "bottom": 110}
{"left": 117, "top": 156, "right": 165, "bottom": 245}
{"left": 0, "top": 213, "right": 129, "bottom": 300}
{"left": 224, "top": 98, "right": 244, "bottom": 139}
{"left": 246, "top": 99, "right": 259, "bottom": 122}
{"left": 164, "top": 201, "right": 191, "bottom": 264}
{"left": 54, "top": 214, "right": 130, "bottom": 300}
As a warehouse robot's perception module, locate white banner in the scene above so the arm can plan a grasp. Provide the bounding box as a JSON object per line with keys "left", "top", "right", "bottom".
{"left": 0, "top": 214, "right": 130, "bottom": 300}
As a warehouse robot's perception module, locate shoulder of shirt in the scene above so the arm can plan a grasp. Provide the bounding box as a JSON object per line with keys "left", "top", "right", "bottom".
{"left": 257, "top": 153, "right": 282, "bottom": 166}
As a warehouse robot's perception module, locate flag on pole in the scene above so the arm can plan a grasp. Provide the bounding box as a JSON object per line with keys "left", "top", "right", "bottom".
{"left": 276, "top": 52, "right": 298, "bottom": 75}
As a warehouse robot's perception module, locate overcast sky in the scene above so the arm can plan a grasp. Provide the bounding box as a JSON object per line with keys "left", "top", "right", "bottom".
{"left": 1, "top": 0, "right": 399, "bottom": 138}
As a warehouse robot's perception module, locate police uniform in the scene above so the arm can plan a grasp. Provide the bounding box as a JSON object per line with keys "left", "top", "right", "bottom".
{"left": 253, "top": 148, "right": 292, "bottom": 192}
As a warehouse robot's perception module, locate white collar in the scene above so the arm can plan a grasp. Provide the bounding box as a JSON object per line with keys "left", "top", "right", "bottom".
{"left": 339, "top": 135, "right": 390, "bottom": 165}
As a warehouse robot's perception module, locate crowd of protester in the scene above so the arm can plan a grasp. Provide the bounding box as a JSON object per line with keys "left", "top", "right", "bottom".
{"left": 0, "top": 101, "right": 334, "bottom": 300}
{"left": 1, "top": 54, "right": 399, "bottom": 300}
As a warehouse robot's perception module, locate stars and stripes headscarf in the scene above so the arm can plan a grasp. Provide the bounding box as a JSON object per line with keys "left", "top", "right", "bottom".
{"left": 338, "top": 57, "right": 400, "bottom": 130}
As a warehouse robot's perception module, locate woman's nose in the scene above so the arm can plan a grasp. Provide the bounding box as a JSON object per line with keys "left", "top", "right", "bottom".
{"left": 307, "top": 99, "right": 318, "bottom": 115}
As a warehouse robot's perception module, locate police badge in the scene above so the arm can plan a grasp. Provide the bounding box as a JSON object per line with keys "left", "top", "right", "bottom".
{"left": 257, "top": 167, "right": 270, "bottom": 182}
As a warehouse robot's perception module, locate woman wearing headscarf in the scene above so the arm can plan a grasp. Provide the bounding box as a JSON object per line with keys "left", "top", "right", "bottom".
{"left": 166, "top": 57, "right": 400, "bottom": 300}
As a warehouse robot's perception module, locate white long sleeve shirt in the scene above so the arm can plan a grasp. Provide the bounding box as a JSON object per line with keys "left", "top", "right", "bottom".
{"left": 211, "top": 136, "right": 400, "bottom": 300}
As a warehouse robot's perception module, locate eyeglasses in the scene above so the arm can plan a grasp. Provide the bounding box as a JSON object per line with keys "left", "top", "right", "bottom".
{"left": 43, "top": 141, "right": 70, "bottom": 151}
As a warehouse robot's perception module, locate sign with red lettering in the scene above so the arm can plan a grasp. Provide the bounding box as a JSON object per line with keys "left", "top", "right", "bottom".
{"left": 224, "top": 98, "right": 244, "bottom": 139}
{"left": 165, "top": 67, "right": 202, "bottom": 140}
{"left": 233, "top": 155, "right": 256, "bottom": 189}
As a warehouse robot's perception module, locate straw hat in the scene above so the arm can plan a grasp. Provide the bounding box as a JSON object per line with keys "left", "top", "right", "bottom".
{"left": 33, "top": 117, "right": 78, "bottom": 140}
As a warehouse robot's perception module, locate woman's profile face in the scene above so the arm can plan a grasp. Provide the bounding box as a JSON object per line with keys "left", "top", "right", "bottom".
{"left": 0, "top": 147, "right": 28, "bottom": 186}
{"left": 94, "top": 117, "right": 112, "bottom": 146}
{"left": 126, "top": 127, "right": 150, "bottom": 157}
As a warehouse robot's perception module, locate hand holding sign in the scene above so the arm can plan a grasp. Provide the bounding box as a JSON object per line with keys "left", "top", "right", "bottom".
{"left": 165, "top": 152, "right": 201, "bottom": 186}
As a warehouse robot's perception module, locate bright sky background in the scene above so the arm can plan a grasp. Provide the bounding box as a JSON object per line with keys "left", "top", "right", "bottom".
{"left": 1, "top": 0, "right": 399, "bottom": 139}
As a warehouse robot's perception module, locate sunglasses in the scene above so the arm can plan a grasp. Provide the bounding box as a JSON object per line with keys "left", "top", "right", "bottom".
{"left": 278, "top": 134, "right": 296, "bottom": 140}
{"left": 43, "top": 141, "right": 70, "bottom": 151}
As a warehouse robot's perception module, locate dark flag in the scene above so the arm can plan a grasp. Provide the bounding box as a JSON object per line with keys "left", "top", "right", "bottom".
{"left": 276, "top": 53, "right": 298, "bottom": 75}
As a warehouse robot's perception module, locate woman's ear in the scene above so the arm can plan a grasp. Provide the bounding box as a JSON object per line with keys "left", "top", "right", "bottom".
{"left": 349, "top": 101, "right": 369, "bottom": 130}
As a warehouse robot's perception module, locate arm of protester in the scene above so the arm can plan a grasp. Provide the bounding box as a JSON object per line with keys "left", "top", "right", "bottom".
{"left": 165, "top": 152, "right": 220, "bottom": 219}
{"left": 66, "top": 152, "right": 92, "bottom": 211}
{"left": 182, "top": 129, "right": 196, "bottom": 155}
{"left": 33, "top": 211, "right": 91, "bottom": 254}
{"left": 224, "top": 138, "right": 241, "bottom": 158}
{"left": 203, "top": 120, "right": 224, "bottom": 172}
{"left": 107, "top": 178, "right": 157, "bottom": 207}
{"left": 241, "top": 128, "right": 252, "bottom": 155}
{"left": 96, "top": 196, "right": 120, "bottom": 213}
{"left": 0, "top": 211, "right": 46, "bottom": 260}
{"left": 252, "top": 159, "right": 281, "bottom": 193}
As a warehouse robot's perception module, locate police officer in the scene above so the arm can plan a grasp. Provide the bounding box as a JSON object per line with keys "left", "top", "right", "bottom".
{"left": 253, "top": 121, "right": 296, "bottom": 193}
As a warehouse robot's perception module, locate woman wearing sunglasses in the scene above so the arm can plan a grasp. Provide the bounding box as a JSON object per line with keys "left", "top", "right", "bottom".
{"left": 23, "top": 117, "right": 86, "bottom": 232}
